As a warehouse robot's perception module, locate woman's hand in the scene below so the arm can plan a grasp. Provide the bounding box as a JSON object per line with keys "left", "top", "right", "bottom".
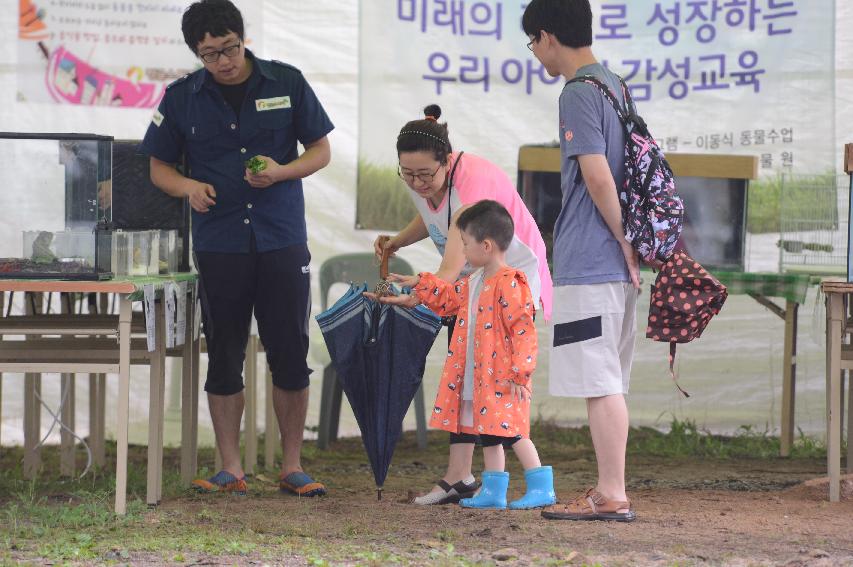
{"left": 373, "top": 234, "right": 401, "bottom": 260}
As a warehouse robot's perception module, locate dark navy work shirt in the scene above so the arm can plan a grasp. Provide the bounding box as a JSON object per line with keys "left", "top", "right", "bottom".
{"left": 140, "top": 50, "right": 334, "bottom": 253}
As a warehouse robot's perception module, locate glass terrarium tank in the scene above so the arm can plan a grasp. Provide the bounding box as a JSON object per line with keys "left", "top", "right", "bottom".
{"left": 111, "top": 230, "right": 160, "bottom": 277}
{"left": 0, "top": 133, "right": 113, "bottom": 280}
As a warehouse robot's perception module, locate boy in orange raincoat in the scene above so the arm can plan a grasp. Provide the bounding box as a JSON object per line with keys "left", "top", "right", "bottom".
{"left": 386, "top": 200, "right": 557, "bottom": 509}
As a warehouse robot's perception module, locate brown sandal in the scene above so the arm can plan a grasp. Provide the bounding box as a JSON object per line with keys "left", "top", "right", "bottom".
{"left": 541, "top": 487, "right": 636, "bottom": 522}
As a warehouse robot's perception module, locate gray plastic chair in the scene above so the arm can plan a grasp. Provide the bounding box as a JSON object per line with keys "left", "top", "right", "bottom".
{"left": 314, "top": 252, "right": 428, "bottom": 450}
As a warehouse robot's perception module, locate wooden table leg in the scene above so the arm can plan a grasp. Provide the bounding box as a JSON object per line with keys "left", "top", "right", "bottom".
{"left": 826, "top": 291, "right": 842, "bottom": 503}
{"left": 848, "top": 368, "right": 853, "bottom": 474}
{"left": 244, "top": 334, "right": 258, "bottom": 476}
{"left": 60, "top": 373, "right": 76, "bottom": 476}
{"left": 190, "top": 296, "right": 200, "bottom": 479}
{"left": 96, "top": 293, "right": 109, "bottom": 467}
{"left": 147, "top": 299, "right": 166, "bottom": 506}
{"left": 264, "top": 364, "right": 276, "bottom": 471}
{"left": 23, "top": 292, "right": 42, "bottom": 478}
{"left": 115, "top": 295, "right": 132, "bottom": 515}
{"left": 60, "top": 294, "right": 75, "bottom": 477}
{"left": 0, "top": 292, "right": 4, "bottom": 451}
{"left": 780, "top": 300, "right": 798, "bottom": 457}
{"left": 157, "top": 298, "right": 167, "bottom": 503}
{"left": 180, "top": 287, "right": 195, "bottom": 486}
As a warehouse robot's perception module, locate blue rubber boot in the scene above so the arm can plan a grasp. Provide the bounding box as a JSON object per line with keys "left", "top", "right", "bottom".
{"left": 509, "top": 466, "right": 557, "bottom": 510}
{"left": 460, "top": 471, "right": 509, "bottom": 509}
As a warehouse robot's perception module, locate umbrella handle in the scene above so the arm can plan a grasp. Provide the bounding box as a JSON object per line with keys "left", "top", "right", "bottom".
{"left": 378, "top": 235, "right": 391, "bottom": 281}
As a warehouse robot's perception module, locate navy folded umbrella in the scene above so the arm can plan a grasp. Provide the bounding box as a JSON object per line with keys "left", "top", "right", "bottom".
{"left": 316, "top": 283, "right": 441, "bottom": 498}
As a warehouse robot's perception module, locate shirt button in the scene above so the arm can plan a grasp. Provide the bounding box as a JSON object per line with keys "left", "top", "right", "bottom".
{"left": 244, "top": 218, "right": 250, "bottom": 225}
{"left": 247, "top": 203, "right": 253, "bottom": 209}
{"left": 231, "top": 123, "right": 237, "bottom": 130}
{"left": 240, "top": 148, "right": 247, "bottom": 154}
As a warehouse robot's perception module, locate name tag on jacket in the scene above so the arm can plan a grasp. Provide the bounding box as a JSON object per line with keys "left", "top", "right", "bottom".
{"left": 255, "top": 96, "right": 291, "bottom": 111}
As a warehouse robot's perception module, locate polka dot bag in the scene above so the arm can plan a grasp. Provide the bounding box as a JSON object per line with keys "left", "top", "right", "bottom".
{"left": 646, "top": 252, "right": 728, "bottom": 397}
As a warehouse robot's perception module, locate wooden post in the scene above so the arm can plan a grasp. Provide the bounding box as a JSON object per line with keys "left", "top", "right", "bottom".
{"left": 826, "top": 291, "right": 843, "bottom": 502}
{"left": 780, "top": 301, "right": 798, "bottom": 456}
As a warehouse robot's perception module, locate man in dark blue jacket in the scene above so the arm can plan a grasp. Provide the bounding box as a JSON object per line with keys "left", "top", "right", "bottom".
{"left": 141, "top": 0, "right": 333, "bottom": 497}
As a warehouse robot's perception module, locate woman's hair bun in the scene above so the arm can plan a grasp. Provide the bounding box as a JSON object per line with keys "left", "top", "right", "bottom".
{"left": 423, "top": 104, "right": 442, "bottom": 120}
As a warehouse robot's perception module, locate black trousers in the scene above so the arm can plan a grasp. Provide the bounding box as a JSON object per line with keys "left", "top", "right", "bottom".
{"left": 195, "top": 240, "right": 312, "bottom": 396}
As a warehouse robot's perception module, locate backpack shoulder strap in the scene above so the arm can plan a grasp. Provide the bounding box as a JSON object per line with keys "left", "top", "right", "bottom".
{"left": 617, "top": 76, "right": 638, "bottom": 116}
{"left": 566, "top": 74, "right": 628, "bottom": 126}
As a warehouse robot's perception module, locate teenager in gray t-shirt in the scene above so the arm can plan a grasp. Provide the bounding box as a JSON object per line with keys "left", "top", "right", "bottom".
{"left": 523, "top": 0, "right": 640, "bottom": 523}
{"left": 555, "top": 63, "right": 630, "bottom": 285}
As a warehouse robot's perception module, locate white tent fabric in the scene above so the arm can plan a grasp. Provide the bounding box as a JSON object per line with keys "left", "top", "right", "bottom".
{"left": 0, "top": 1, "right": 852, "bottom": 446}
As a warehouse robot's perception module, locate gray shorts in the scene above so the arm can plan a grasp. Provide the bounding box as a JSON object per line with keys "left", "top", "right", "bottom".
{"left": 548, "top": 282, "right": 637, "bottom": 398}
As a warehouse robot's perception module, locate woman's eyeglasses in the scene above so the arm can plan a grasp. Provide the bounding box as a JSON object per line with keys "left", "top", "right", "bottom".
{"left": 398, "top": 164, "right": 442, "bottom": 184}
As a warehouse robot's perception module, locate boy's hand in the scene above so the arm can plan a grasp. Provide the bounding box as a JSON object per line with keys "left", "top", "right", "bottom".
{"left": 385, "top": 273, "right": 420, "bottom": 288}
{"left": 503, "top": 380, "right": 531, "bottom": 402}
{"left": 362, "top": 274, "right": 421, "bottom": 307}
{"left": 362, "top": 290, "right": 420, "bottom": 308}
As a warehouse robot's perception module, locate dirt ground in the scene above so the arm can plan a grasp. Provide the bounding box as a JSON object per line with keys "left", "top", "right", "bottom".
{"left": 3, "top": 429, "right": 852, "bottom": 566}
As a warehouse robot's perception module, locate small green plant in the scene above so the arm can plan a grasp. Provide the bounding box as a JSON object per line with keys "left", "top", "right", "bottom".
{"left": 245, "top": 155, "right": 267, "bottom": 174}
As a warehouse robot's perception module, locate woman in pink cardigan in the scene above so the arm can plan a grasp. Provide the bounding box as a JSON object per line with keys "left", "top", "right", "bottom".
{"left": 374, "top": 105, "right": 553, "bottom": 505}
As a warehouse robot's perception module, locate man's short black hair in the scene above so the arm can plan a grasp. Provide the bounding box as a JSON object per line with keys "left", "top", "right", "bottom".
{"left": 456, "top": 200, "right": 515, "bottom": 252}
{"left": 181, "top": 0, "right": 244, "bottom": 54}
{"left": 522, "top": 0, "right": 593, "bottom": 49}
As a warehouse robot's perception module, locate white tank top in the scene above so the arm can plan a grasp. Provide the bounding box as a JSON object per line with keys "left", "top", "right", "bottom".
{"left": 409, "top": 152, "right": 549, "bottom": 316}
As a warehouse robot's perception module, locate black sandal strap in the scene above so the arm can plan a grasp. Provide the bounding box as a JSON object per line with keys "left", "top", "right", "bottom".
{"left": 437, "top": 480, "right": 453, "bottom": 493}
{"left": 450, "top": 479, "right": 477, "bottom": 493}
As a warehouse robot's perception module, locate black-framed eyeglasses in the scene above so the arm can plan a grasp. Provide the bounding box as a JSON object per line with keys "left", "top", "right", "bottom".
{"left": 398, "top": 164, "right": 442, "bottom": 184}
{"left": 526, "top": 39, "right": 536, "bottom": 51}
{"left": 199, "top": 41, "right": 242, "bottom": 64}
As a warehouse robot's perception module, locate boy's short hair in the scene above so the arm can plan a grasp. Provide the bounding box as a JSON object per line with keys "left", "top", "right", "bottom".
{"left": 456, "top": 200, "right": 515, "bottom": 252}
{"left": 522, "top": 0, "right": 593, "bottom": 49}
{"left": 182, "top": 0, "right": 244, "bottom": 54}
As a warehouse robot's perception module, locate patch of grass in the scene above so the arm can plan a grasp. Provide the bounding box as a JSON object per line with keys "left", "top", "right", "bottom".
{"left": 530, "top": 416, "right": 826, "bottom": 460}
{"left": 356, "top": 160, "right": 419, "bottom": 231}
{"left": 627, "top": 416, "right": 826, "bottom": 460}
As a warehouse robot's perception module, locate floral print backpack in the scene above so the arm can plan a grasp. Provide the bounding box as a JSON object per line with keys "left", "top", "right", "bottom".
{"left": 567, "top": 75, "right": 684, "bottom": 265}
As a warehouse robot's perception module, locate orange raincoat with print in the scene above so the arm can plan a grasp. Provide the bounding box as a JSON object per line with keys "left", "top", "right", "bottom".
{"left": 414, "top": 267, "right": 537, "bottom": 439}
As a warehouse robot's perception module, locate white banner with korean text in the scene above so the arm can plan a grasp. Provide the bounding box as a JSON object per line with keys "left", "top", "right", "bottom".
{"left": 357, "top": 0, "right": 835, "bottom": 229}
